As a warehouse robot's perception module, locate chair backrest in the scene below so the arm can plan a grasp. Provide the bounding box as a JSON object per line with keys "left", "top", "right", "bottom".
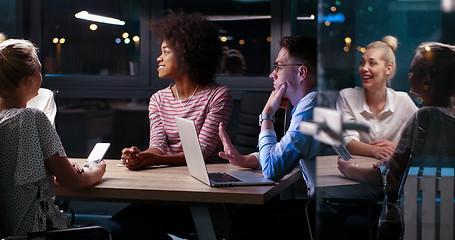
{"left": 57, "top": 108, "right": 88, "bottom": 157}
{"left": 402, "top": 167, "right": 454, "bottom": 240}
{"left": 104, "top": 107, "right": 149, "bottom": 159}
{"left": 396, "top": 108, "right": 455, "bottom": 239}
{"left": 230, "top": 91, "right": 276, "bottom": 155}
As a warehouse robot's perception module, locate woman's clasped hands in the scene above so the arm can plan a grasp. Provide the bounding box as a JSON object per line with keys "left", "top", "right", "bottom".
{"left": 369, "top": 139, "right": 397, "bottom": 159}
{"left": 121, "top": 146, "right": 161, "bottom": 170}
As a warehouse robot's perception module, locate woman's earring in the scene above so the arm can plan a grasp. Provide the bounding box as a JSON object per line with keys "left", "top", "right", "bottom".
{"left": 409, "top": 90, "right": 424, "bottom": 108}
{"left": 414, "top": 96, "right": 424, "bottom": 106}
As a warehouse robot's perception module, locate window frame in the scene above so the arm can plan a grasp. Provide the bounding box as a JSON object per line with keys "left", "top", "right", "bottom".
{"left": 20, "top": 0, "right": 300, "bottom": 99}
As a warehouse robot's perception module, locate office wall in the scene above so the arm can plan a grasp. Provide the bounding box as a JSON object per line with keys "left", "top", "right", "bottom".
{"left": 0, "top": 0, "right": 15, "bottom": 38}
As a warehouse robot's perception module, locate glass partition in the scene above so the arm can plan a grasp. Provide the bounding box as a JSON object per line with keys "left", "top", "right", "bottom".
{"left": 295, "top": 0, "right": 318, "bottom": 38}
{"left": 316, "top": 0, "right": 452, "bottom": 239}
{"left": 42, "top": 0, "right": 142, "bottom": 76}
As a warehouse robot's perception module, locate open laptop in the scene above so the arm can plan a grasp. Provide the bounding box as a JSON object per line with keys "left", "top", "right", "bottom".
{"left": 175, "top": 116, "right": 274, "bottom": 187}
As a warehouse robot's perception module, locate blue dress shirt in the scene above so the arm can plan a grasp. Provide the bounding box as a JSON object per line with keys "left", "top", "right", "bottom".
{"left": 258, "top": 89, "right": 319, "bottom": 196}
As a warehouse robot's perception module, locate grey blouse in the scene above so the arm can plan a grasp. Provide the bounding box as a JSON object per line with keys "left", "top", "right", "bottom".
{"left": 387, "top": 107, "right": 455, "bottom": 202}
{"left": 0, "top": 108, "right": 69, "bottom": 237}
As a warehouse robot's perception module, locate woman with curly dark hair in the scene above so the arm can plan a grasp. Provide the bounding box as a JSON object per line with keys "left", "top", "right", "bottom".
{"left": 121, "top": 11, "right": 233, "bottom": 169}
{"left": 101, "top": 11, "right": 231, "bottom": 240}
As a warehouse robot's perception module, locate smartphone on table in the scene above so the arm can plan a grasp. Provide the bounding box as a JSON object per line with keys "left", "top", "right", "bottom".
{"left": 83, "top": 143, "right": 111, "bottom": 168}
{"left": 331, "top": 143, "right": 352, "bottom": 161}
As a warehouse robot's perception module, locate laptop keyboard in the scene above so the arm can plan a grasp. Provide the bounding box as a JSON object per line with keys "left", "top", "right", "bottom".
{"left": 209, "top": 172, "right": 242, "bottom": 183}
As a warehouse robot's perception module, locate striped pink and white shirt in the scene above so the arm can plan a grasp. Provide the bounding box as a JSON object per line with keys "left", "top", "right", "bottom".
{"left": 148, "top": 84, "right": 233, "bottom": 162}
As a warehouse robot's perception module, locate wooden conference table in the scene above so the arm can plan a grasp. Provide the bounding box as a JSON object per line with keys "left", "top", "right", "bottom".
{"left": 316, "top": 155, "right": 380, "bottom": 199}
{"left": 55, "top": 158, "right": 302, "bottom": 240}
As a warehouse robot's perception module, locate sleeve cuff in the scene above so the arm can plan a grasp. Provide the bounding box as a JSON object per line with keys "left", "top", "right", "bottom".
{"left": 250, "top": 152, "right": 261, "bottom": 169}
{"left": 259, "top": 129, "right": 277, "bottom": 140}
{"left": 342, "top": 136, "right": 358, "bottom": 146}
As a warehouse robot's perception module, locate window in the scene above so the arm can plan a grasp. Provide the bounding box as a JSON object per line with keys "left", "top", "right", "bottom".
{"left": 39, "top": 0, "right": 151, "bottom": 97}
{"left": 318, "top": 0, "right": 445, "bottom": 93}
{"left": 316, "top": 1, "right": 453, "bottom": 239}
{"left": 163, "top": 0, "right": 271, "bottom": 76}
{"left": 42, "top": 0, "right": 141, "bottom": 76}
{"left": 27, "top": 0, "right": 311, "bottom": 97}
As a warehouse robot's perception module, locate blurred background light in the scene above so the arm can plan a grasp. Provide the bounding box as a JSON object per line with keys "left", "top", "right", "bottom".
{"left": 75, "top": 11, "right": 125, "bottom": 25}
{"left": 89, "top": 24, "right": 98, "bottom": 31}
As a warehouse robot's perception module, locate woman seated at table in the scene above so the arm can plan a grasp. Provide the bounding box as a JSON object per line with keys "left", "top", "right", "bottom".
{"left": 0, "top": 38, "right": 106, "bottom": 237}
{"left": 386, "top": 41, "right": 455, "bottom": 200}
{"left": 121, "top": 11, "right": 232, "bottom": 169}
{"left": 338, "top": 41, "right": 455, "bottom": 240}
{"left": 106, "top": 11, "right": 232, "bottom": 240}
{"left": 337, "top": 36, "right": 418, "bottom": 160}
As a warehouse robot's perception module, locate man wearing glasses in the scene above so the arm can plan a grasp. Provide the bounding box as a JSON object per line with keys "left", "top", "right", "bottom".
{"left": 218, "top": 35, "right": 318, "bottom": 239}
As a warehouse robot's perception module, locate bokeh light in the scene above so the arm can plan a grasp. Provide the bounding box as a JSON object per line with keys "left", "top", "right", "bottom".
{"left": 89, "top": 24, "right": 98, "bottom": 31}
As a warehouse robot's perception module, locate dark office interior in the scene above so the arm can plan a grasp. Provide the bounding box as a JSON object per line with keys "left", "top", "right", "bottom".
{"left": 1, "top": 0, "right": 454, "bottom": 239}
{"left": 5, "top": 0, "right": 451, "bottom": 158}
{"left": 4, "top": 0, "right": 320, "bottom": 159}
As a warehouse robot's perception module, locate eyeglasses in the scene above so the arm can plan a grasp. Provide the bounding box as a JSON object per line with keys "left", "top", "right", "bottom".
{"left": 273, "top": 64, "right": 304, "bottom": 72}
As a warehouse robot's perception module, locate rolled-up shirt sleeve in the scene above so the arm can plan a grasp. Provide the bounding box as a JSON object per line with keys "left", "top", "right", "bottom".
{"left": 258, "top": 91, "right": 319, "bottom": 181}
{"left": 336, "top": 89, "right": 361, "bottom": 145}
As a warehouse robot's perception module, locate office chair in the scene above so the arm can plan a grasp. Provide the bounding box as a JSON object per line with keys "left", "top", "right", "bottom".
{"left": 104, "top": 107, "right": 149, "bottom": 159}
{"left": 1, "top": 202, "right": 111, "bottom": 240}
{"left": 231, "top": 91, "right": 285, "bottom": 155}
{"left": 1, "top": 225, "right": 111, "bottom": 240}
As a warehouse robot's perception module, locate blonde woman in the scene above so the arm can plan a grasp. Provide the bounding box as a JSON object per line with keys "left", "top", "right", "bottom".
{"left": 338, "top": 42, "right": 455, "bottom": 240}
{"left": 337, "top": 36, "right": 418, "bottom": 159}
{"left": 0, "top": 38, "right": 106, "bottom": 237}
